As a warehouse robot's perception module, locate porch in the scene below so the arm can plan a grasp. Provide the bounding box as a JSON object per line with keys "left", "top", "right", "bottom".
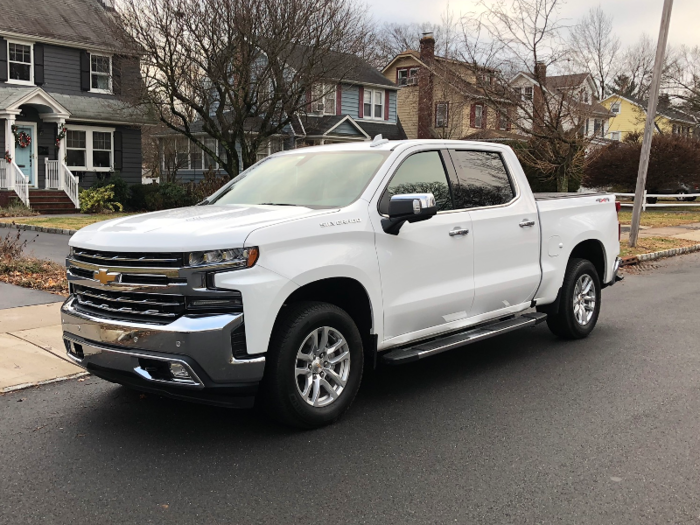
{"left": 0, "top": 159, "right": 79, "bottom": 211}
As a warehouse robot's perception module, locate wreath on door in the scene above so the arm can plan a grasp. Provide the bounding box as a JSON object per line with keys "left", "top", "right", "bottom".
{"left": 11, "top": 125, "right": 32, "bottom": 149}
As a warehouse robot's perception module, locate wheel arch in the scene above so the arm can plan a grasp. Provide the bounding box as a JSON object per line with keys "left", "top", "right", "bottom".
{"left": 569, "top": 238, "right": 606, "bottom": 283}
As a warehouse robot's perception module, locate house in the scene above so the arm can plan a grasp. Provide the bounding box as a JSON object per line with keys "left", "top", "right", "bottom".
{"left": 158, "top": 51, "right": 405, "bottom": 181}
{"left": 381, "top": 32, "right": 519, "bottom": 142}
{"left": 0, "top": 0, "right": 153, "bottom": 212}
{"left": 510, "top": 66, "right": 613, "bottom": 146}
{"left": 601, "top": 94, "right": 697, "bottom": 141}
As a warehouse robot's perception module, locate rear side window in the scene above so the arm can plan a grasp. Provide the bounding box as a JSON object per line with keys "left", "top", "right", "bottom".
{"left": 449, "top": 150, "right": 515, "bottom": 209}
{"left": 379, "top": 151, "right": 454, "bottom": 214}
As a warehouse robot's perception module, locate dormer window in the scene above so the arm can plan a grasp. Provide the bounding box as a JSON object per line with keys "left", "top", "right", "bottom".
{"left": 7, "top": 41, "right": 33, "bottom": 85}
{"left": 580, "top": 89, "right": 590, "bottom": 104}
{"left": 90, "top": 54, "right": 112, "bottom": 93}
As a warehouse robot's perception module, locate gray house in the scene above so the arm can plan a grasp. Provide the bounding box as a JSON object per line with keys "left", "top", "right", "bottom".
{"left": 159, "top": 52, "right": 406, "bottom": 181}
{"left": 0, "top": 0, "right": 152, "bottom": 212}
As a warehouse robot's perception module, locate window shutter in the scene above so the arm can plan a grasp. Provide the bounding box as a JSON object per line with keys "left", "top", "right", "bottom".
{"left": 482, "top": 105, "right": 488, "bottom": 129}
{"left": 358, "top": 86, "right": 364, "bottom": 118}
{"left": 384, "top": 91, "right": 390, "bottom": 120}
{"left": 80, "top": 50, "right": 91, "bottom": 91}
{"left": 114, "top": 130, "right": 123, "bottom": 171}
{"left": 0, "top": 38, "right": 7, "bottom": 82}
{"left": 305, "top": 89, "right": 311, "bottom": 112}
{"left": 34, "top": 44, "right": 45, "bottom": 85}
{"left": 469, "top": 103, "right": 476, "bottom": 128}
{"left": 112, "top": 55, "right": 122, "bottom": 95}
{"left": 336, "top": 84, "right": 342, "bottom": 116}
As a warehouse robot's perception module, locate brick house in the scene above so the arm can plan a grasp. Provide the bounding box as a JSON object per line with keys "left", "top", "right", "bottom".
{"left": 382, "top": 32, "right": 519, "bottom": 142}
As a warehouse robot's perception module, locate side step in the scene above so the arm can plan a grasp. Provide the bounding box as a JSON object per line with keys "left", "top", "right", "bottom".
{"left": 381, "top": 312, "right": 548, "bottom": 365}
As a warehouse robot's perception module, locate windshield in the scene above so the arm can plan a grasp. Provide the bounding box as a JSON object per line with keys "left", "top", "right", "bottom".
{"left": 209, "top": 150, "right": 390, "bottom": 208}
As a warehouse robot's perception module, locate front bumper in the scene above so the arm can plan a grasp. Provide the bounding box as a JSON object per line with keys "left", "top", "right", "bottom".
{"left": 61, "top": 297, "right": 265, "bottom": 407}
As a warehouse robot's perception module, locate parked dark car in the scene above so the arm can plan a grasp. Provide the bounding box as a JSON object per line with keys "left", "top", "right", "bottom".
{"left": 646, "top": 182, "right": 700, "bottom": 204}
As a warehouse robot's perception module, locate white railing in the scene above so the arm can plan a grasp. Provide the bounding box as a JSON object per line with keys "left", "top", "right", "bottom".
{"left": 615, "top": 191, "right": 700, "bottom": 211}
{"left": 0, "top": 159, "right": 7, "bottom": 189}
{"left": 62, "top": 162, "right": 80, "bottom": 209}
{"left": 45, "top": 159, "right": 61, "bottom": 189}
{"left": 10, "top": 161, "right": 30, "bottom": 208}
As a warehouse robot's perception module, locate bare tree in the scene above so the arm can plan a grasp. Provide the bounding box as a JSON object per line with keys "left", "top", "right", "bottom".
{"left": 568, "top": 6, "right": 620, "bottom": 99}
{"left": 118, "top": 0, "right": 370, "bottom": 177}
{"left": 456, "top": 0, "right": 601, "bottom": 191}
{"left": 612, "top": 34, "right": 670, "bottom": 101}
{"left": 666, "top": 45, "right": 700, "bottom": 112}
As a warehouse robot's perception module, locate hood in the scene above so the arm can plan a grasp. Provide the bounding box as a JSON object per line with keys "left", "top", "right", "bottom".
{"left": 70, "top": 204, "right": 335, "bottom": 252}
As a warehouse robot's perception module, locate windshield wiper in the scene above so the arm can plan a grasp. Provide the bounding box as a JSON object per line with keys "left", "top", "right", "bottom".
{"left": 257, "top": 203, "right": 299, "bottom": 206}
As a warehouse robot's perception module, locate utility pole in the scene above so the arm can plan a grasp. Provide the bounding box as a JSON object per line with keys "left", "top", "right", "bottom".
{"left": 628, "top": 0, "right": 674, "bottom": 247}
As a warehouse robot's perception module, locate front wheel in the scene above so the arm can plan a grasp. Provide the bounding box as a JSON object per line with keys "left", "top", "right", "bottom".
{"left": 546, "top": 258, "right": 601, "bottom": 340}
{"left": 261, "top": 301, "right": 364, "bottom": 429}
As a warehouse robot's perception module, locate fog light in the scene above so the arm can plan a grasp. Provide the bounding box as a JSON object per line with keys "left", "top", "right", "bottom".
{"left": 169, "top": 363, "right": 191, "bottom": 380}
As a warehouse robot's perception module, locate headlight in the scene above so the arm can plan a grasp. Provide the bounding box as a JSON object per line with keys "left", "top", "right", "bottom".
{"left": 186, "top": 247, "right": 259, "bottom": 268}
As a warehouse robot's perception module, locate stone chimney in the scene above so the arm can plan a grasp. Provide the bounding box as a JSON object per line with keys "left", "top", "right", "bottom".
{"left": 417, "top": 32, "right": 436, "bottom": 139}
{"left": 534, "top": 61, "right": 547, "bottom": 82}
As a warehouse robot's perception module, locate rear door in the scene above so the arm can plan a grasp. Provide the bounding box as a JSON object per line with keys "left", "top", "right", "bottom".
{"left": 446, "top": 149, "right": 541, "bottom": 317}
{"left": 373, "top": 149, "right": 475, "bottom": 340}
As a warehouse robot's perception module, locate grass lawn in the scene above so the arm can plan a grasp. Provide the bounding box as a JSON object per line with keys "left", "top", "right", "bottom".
{"left": 618, "top": 209, "right": 700, "bottom": 228}
{"left": 619, "top": 236, "right": 699, "bottom": 258}
{"left": 0, "top": 213, "right": 136, "bottom": 230}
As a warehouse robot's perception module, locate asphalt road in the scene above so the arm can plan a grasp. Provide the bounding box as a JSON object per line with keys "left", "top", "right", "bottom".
{"left": 3, "top": 253, "right": 700, "bottom": 524}
{"left": 13, "top": 229, "right": 71, "bottom": 264}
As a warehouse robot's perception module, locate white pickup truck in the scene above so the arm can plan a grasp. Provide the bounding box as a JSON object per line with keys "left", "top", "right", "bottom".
{"left": 62, "top": 138, "right": 621, "bottom": 428}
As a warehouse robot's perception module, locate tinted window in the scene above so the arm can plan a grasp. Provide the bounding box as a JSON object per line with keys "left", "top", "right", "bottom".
{"left": 380, "top": 151, "right": 454, "bottom": 214}
{"left": 449, "top": 151, "right": 515, "bottom": 209}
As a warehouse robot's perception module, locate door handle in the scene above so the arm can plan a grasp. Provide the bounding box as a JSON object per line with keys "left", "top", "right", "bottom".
{"left": 519, "top": 219, "right": 536, "bottom": 228}
{"left": 449, "top": 227, "right": 470, "bottom": 237}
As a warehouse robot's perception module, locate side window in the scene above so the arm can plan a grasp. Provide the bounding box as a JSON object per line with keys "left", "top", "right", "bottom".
{"left": 449, "top": 150, "right": 515, "bottom": 209}
{"left": 379, "top": 151, "right": 454, "bottom": 214}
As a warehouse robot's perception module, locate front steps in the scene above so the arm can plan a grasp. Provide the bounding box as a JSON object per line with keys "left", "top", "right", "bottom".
{"left": 0, "top": 190, "right": 79, "bottom": 214}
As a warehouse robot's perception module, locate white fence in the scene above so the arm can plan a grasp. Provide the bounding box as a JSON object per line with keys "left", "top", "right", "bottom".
{"left": 615, "top": 191, "right": 700, "bottom": 211}
{"left": 45, "top": 159, "right": 61, "bottom": 189}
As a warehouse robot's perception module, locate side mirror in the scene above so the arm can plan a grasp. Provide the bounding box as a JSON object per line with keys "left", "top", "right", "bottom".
{"left": 381, "top": 193, "right": 438, "bottom": 235}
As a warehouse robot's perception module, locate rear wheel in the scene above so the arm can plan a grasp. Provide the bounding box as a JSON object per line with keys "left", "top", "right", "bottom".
{"left": 546, "top": 258, "right": 601, "bottom": 340}
{"left": 646, "top": 196, "right": 658, "bottom": 204}
{"left": 262, "top": 301, "right": 363, "bottom": 429}
{"left": 676, "top": 189, "right": 688, "bottom": 202}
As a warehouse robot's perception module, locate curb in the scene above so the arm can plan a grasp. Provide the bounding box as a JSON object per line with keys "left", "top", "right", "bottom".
{"left": 1, "top": 371, "right": 89, "bottom": 394}
{"left": 620, "top": 243, "right": 700, "bottom": 267}
{"left": 0, "top": 222, "right": 77, "bottom": 236}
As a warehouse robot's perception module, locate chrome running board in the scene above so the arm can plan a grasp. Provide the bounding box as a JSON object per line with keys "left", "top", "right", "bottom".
{"left": 381, "top": 312, "right": 547, "bottom": 365}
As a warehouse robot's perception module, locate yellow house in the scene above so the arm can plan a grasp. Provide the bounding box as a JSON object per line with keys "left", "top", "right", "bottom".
{"left": 601, "top": 95, "right": 697, "bottom": 142}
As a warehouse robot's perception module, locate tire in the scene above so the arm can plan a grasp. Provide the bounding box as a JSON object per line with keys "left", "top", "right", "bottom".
{"left": 686, "top": 196, "right": 697, "bottom": 202}
{"left": 546, "top": 258, "right": 601, "bottom": 340}
{"left": 261, "top": 301, "right": 364, "bottom": 429}
{"left": 646, "top": 196, "right": 658, "bottom": 204}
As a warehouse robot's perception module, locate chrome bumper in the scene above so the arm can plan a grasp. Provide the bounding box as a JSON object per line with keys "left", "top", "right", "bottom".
{"left": 610, "top": 257, "right": 623, "bottom": 286}
{"left": 61, "top": 297, "right": 265, "bottom": 388}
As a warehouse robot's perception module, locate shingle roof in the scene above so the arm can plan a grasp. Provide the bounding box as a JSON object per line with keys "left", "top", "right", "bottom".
{"left": 621, "top": 95, "right": 697, "bottom": 124}
{"left": 357, "top": 119, "right": 407, "bottom": 141}
{"left": 0, "top": 0, "right": 121, "bottom": 50}
{"left": 545, "top": 73, "right": 591, "bottom": 90}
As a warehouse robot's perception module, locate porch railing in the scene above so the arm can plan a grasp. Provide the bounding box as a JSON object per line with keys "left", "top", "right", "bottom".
{"left": 0, "top": 159, "right": 30, "bottom": 208}
{"left": 45, "top": 159, "right": 61, "bottom": 189}
{"left": 62, "top": 162, "right": 80, "bottom": 209}
{"left": 0, "top": 159, "right": 7, "bottom": 190}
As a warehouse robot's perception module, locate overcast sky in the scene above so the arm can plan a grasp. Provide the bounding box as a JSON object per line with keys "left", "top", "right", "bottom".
{"left": 370, "top": 0, "right": 700, "bottom": 49}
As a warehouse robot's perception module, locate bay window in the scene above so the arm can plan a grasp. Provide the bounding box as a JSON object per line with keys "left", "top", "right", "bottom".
{"left": 8, "top": 41, "right": 33, "bottom": 84}
{"left": 363, "top": 89, "right": 384, "bottom": 120}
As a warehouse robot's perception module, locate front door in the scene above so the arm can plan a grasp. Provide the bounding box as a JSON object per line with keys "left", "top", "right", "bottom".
{"left": 373, "top": 149, "right": 475, "bottom": 342}
{"left": 13, "top": 124, "right": 35, "bottom": 186}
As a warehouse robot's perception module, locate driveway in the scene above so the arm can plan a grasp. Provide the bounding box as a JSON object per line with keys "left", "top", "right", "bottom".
{"left": 1, "top": 253, "right": 700, "bottom": 524}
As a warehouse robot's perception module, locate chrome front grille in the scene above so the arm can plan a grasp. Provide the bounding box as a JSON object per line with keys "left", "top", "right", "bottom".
{"left": 72, "top": 249, "right": 184, "bottom": 268}
{"left": 73, "top": 285, "right": 186, "bottom": 324}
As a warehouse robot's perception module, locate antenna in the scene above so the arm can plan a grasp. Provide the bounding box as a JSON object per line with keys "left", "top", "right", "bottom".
{"left": 370, "top": 134, "right": 389, "bottom": 147}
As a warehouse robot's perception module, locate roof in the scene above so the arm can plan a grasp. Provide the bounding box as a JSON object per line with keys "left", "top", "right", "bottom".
{"left": 0, "top": 85, "right": 155, "bottom": 124}
{"left": 604, "top": 94, "right": 697, "bottom": 125}
{"left": 0, "top": 0, "right": 122, "bottom": 51}
{"left": 284, "top": 45, "right": 396, "bottom": 88}
{"left": 545, "top": 73, "right": 591, "bottom": 90}
{"left": 461, "top": 129, "right": 526, "bottom": 142}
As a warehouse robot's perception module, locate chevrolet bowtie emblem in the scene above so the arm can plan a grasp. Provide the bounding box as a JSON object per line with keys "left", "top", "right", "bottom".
{"left": 94, "top": 268, "right": 121, "bottom": 285}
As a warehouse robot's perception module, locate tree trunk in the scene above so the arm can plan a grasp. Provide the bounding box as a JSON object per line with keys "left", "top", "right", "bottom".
{"left": 556, "top": 172, "right": 569, "bottom": 192}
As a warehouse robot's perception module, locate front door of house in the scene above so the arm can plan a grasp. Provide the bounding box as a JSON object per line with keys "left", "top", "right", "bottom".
{"left": 14, "top": 124, "right": 35, "bottom": 186}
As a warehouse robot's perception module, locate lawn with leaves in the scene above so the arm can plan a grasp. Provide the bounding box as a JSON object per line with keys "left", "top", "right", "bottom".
{"left": 618, "top": 209, "right": 700, "bottom": 228}
{"left": 619, "top": 237, "right": 699, "bottom": 258}
{"left": 0, "top": 213, "right": 136, "bottom": 231}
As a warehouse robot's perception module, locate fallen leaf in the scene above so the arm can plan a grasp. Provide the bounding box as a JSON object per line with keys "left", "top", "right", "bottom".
{"left": 78, "top": 378, "right": 85, "bottom": 382}
{"left": 160, "top": 504, "right": 169, "bottom": 509}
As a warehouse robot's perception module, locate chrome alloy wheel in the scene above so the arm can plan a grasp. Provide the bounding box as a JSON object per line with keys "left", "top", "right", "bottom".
{"left": 295, "top": 326, "right": 351, "bottom": 408}
{"left": 573, "top": 274, "right": 596, "bottom": 326}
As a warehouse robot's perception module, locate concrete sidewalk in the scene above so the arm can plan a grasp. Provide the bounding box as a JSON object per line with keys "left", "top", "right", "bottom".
{"left": 621, "top": 222, "right": 700, "bottom": 242}
{"left": 0, "top": 302, "right": 85, "bottom": 392}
